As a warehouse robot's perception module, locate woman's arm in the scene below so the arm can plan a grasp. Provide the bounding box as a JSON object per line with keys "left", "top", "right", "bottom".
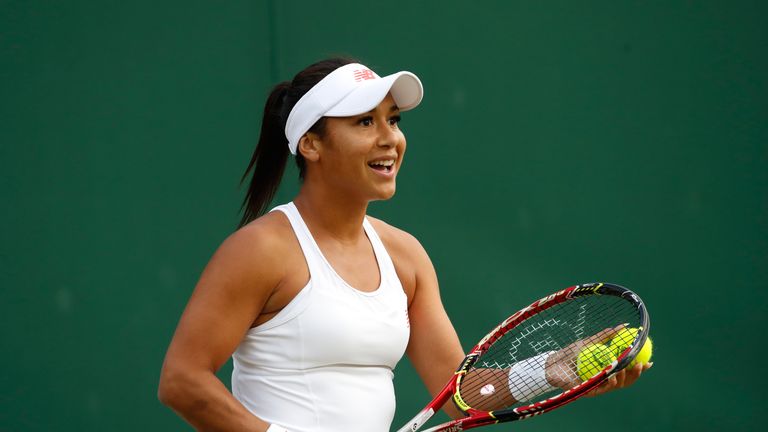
{"left": 158, "top": 221, "right": 289, "bottom": 431}
{"left": 383, "top": 225, "right": 650, "bottom": 421}
{"left": 395, "top": 233, "right": 466, "bottom": 420}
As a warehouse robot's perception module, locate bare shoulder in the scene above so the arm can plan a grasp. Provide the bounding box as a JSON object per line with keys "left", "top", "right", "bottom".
{"left": 207, "top": 211, "right": 298, "bottom": 283}
{"left": 367, "top": 216, "right": 434, "bottom": 303}
{"left": 367, "top": 216, "right": 428, "bottom": 260}
{"left": 160, "top": 211, "right": 303, "bottom": 377}
{"left": 231, "top": 210, "right": 295, "bottom": 250}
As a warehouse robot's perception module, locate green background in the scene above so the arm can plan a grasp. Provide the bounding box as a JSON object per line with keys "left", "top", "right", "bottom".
{"left": 2, "top": 1, "right": 766, "bottom": 430}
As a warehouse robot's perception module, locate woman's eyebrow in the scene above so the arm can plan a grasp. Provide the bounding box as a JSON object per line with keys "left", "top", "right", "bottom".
{"left": 364, "top": 104, "right": 400, "bottom": 114}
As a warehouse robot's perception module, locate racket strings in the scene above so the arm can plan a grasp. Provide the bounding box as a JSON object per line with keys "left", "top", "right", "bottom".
{"left": 457, "top": 295, "right": 640, "bottom": 412}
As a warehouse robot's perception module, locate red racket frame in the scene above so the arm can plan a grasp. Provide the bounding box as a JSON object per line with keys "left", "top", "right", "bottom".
{"left": 397, "top": 282, "right": 649, "bottom": 432}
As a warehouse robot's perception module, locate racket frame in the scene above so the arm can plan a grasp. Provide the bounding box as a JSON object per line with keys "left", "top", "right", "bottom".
{"left": 397, "top": 282, "right": 649, "bottom": 432}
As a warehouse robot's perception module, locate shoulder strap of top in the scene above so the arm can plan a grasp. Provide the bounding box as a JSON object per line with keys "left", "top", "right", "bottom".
{"left": 362, "top": 217, "right": 399, "bottom": 284}
{"left": 270, "top": 202, "right": 326, "bottom": 278}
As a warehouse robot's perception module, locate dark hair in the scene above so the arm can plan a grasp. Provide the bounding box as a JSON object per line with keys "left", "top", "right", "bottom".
{"left": 238, "top": 57, "right": 356, "bottom": 228}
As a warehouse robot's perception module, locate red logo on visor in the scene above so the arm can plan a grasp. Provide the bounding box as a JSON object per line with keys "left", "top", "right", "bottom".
{"left": 353, "top": 69, "right": 376, "bottom": 81}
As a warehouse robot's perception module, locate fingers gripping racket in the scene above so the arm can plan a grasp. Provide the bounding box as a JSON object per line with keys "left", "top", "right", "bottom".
{"left": 397, "top": 282, "right": 650, "bottom": 432}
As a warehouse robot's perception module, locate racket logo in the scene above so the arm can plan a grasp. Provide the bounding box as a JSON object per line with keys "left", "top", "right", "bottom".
{"left": 453, "top": 392, "right": 471, "bottom": 413}
{"left": 476, "top": 302, "right": 536, "bottom": 348}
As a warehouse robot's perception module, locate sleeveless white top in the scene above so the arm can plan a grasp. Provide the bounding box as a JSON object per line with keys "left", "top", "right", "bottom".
{"left": 232, "top": 202, "right": 410, "bottom": 432}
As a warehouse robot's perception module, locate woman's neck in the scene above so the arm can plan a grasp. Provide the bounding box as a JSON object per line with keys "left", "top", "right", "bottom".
{"left": 293, "top": 184, "right": 369, "bottom": 243}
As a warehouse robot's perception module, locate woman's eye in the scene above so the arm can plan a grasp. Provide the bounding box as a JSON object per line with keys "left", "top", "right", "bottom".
{"left": 389, "top": 115, "right": 401, "bottom": 126}
{"left": 359, "top": 117, "right": 373, "bottom": 126}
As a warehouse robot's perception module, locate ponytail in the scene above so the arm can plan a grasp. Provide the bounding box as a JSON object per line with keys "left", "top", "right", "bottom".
{"left": 238, "top": 56, "right": 358, "bottom": 228}
{"left": 238, "top": 82, "right": 292, "bottom": 228}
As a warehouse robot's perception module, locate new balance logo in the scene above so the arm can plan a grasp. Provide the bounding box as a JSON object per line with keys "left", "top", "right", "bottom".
{"left": 353, "top": 69, "right": 375, "bottom": 81}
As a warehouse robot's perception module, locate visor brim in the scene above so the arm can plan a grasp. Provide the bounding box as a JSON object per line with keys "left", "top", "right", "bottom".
{"left": 325, "top": 72, "right": 423, "bottom": 117}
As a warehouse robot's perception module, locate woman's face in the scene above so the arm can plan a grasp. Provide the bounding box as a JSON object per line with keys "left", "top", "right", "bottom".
{"left": 313, "top": 93, "right": 406, "bottom": 202}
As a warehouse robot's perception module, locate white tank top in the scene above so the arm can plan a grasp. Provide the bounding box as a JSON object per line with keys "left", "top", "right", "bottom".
{"left": 232, "top": 202, "right": 410, "bottom": 432}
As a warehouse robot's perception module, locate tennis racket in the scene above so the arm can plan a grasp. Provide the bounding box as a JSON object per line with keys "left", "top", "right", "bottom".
{"left": 397, "top": 282, "right": 650, "bottom": 432}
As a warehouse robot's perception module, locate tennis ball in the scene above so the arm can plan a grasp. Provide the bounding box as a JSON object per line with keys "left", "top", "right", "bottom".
{"left": 608, "top": 328, "right": 653, "bottom": 368}
{"left": 576, "top": 344, "right": 617, "bottom": 381}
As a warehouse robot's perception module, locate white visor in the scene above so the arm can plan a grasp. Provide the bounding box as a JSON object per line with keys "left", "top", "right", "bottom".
{"left": 284, "top": 63, "right": 423, "bottom": 154}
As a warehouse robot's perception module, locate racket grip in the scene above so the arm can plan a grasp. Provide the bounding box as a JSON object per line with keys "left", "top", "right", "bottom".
{"left": 508, "top": 351, "right": 556, "bottom": 402}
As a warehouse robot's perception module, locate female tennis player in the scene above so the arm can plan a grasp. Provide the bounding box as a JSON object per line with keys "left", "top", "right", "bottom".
{"left": 158, "top": 58, "right": 650, "bottom": 432}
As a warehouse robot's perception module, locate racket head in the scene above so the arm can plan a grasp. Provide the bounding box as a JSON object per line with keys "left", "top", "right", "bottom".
{"left": 446, "top": 283, "right": 649, "bottom": 430}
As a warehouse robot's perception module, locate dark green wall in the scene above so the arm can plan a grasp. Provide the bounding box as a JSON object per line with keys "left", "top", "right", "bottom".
{"left": 2, "top": 1, "right": 766, "bottom": 431}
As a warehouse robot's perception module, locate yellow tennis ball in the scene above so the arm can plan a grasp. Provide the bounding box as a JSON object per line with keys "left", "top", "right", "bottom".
{"left": 608, "top": 328, "right": 653, "bottom": 368}
{"left": 633, "top": 336, "right": 653, "bottom": 366}
{"left": 577, "top": 344, "right": 617, "bottom": 381}
{"left": 609, "top": 328, "right": 638, "bottom": 354}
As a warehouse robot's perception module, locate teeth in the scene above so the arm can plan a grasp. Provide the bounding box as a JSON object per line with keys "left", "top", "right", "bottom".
{"left": 370, "top": 159, "right": 394, "bottom": 167}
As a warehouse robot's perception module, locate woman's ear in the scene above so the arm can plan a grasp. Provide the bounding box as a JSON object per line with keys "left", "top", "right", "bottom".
{"left": 298, "top": 133, "right": 321, "bottom": 162}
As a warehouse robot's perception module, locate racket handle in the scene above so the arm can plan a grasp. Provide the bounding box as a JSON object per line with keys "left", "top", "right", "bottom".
{"left": 396, "top": 407, "right": 435, "bottom": 432}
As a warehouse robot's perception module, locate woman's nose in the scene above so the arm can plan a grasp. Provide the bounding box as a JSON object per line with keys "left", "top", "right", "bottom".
{"left": 375, "top": 121, "right": 397, "bottom": 147}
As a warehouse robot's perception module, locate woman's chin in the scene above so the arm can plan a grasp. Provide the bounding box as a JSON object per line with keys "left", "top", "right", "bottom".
{"left": 371, "top": 185, "right": 397, "bottom": 202}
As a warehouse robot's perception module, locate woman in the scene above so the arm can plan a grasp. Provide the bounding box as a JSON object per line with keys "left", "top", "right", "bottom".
{"left": 158, "top": 58, "right": 648, "bottom": 432}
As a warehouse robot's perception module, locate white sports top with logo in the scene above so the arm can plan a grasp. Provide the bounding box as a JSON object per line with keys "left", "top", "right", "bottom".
{"left": 232, "top": 202, "right": 410, "bottom": 432}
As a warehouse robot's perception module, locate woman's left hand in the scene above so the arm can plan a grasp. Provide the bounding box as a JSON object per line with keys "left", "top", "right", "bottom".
{"left": 585, "top": 361, "right": 652, "bottom": 397}
{"left": 545, "top": 325, "right": 652, "bottom": 395}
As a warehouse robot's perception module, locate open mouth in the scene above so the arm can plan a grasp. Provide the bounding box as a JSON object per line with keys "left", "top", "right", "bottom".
{"left": 368, "top": 159, "right": 395, "bottom": 173}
